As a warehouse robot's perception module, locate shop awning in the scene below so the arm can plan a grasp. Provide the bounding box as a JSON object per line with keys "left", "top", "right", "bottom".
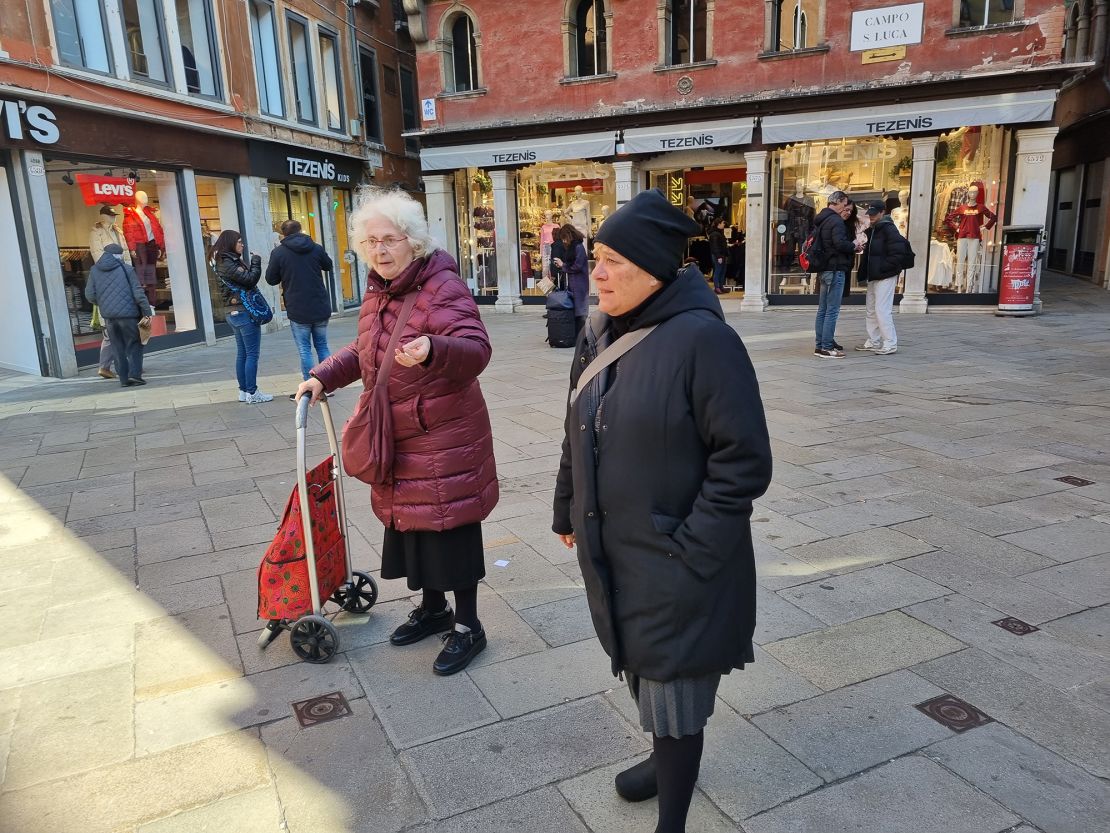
{"left": 760, "top": 90, "right": 1057, "bottom": 143}
{"left": 420, "top": 131, "right": 616, "bottom": 171}
{"left": 621, "top": 117, "right": 755, "bottom": 154}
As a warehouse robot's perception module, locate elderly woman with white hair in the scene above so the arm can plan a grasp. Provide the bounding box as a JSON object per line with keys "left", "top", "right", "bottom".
{"left": 297, "top": 187, "right": 499, "bottom": 675}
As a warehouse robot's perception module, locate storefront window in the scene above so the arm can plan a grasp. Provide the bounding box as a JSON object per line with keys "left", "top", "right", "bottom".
{"left": 334, "top": 189, "right": 361, "bottom": 307}
{"left": 454, "top": 168, "right": 496, "bottom": 295}
{"left": 928, "top": 125, "right": 1006, "bottom": 294}
{"left": 267, "top": 181, "right": 329, "bottom": 308}
{"left": 195, "top": 175, "right": 241, "bottom": 326}
{"left": 45, "top": 159, "right": 197, "bottom": 363}
{"left": 769, "top": 136, "right": 912, "bottom": 296}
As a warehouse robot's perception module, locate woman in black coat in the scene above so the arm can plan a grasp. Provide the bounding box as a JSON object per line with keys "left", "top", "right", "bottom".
{"left": 552, "top": 190, "right": 772, "bottom": 833}
{"left": 212, "top": 230, "right": 272, "bottom": 403}
{"left": 551, "top": 223, "right": 590, "bottom": 334}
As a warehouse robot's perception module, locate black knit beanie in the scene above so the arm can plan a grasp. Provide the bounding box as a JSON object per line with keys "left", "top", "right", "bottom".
{"left": 594, "top": 188, "right": 702, "bottom": 283}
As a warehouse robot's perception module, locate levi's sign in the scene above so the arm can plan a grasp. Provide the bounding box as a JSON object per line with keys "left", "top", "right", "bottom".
{"left": 74, "top": 174, "right": 135, "bottom": 206}
{"left": 850, "top": 2, "right": 924, "bottom": 52}
{"left": 1, "top": 98, "right": 60, "bottom": 145}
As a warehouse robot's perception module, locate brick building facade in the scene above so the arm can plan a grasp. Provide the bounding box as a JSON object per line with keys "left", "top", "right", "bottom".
{"left": 0, "top": 0, "right": 419, "bottom": 377}
{"left": 400, "top": 0, "right": 1084, "bottom": 312}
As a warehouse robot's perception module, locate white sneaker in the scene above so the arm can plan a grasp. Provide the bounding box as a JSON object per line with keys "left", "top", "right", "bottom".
{"left": 245, "top": 391, "right": 274, "bottom": 403}
{"left": 875, "top": 345, "right": 898, "bottom": 355}
{"left": 855, "top": 342, "right": 878, "bottom": 351}
{"left": 238, "top": 390, "right": 248, "bottom": 402}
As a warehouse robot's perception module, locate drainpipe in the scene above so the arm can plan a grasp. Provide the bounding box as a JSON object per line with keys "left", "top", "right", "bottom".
{"left": 348, "top": 1, "right": 366, "bottom": 143}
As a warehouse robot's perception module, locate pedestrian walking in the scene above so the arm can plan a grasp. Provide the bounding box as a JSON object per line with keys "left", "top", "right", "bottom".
{"left": 813, "top": 191, "right": 857, "bottom": 358}
{"left": 265, "top": 220, "right": 333, "bottom": 392}
{"left": 96, "top": 324, "right": 116, "bottom": 379}
{"left": 296, "top": 187, "right": 499, "bottom": 676}
{"left": 552, "top": 189, "right": 773, "bottom": 833}
{"left": 214, "top": 230, "right": 274, "bottom": 403}
{"left": 708, "top": 216, "right": 728, "bottom": 294}
{"left": 83, "top": 243, "right": 151, "bottom": 387}
{"left": 726, "top": 225, "right": 745, "bottom": 289}
{"left": 856, "top": 201, "right": 911, "bottom": 355}
{"left": 551, "top": 224, "right": 589, "bottom": 335}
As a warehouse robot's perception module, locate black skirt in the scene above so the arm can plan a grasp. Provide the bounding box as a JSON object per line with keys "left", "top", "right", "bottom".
{"left": 380, "top": 522, "right": 486, "bottom": 591}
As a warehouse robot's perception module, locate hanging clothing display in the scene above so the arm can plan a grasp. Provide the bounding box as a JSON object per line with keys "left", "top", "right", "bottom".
{"left": 927, "top": 239, "right": 955, "bottom": 288}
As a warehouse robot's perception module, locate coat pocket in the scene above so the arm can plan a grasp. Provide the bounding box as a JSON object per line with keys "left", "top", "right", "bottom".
{"left": 393, "top": 395, "right": 429, "bottom": 441}
{"left": 650, "top": 512, "right": 683, "bottom": 536}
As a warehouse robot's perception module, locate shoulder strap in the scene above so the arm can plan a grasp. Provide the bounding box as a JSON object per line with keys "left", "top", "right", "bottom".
{"left": 569, "top": 324, "right": 659, "bottom": 405}
{"left": 375, "top": 291, "right": 420, "bottom": 389}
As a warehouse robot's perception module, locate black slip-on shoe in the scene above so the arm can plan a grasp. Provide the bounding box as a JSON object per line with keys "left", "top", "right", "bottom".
{"left": 432, "top": 627, "right": 486, "bottom": 675}
{"left": 615, "top": 754, "right": 657, "bottom": 802}
{"left": 130, "top": 377, "right": 147, "bottom": 386}
{"left": 389, "top": 605, "right": 453, "bottom": 646}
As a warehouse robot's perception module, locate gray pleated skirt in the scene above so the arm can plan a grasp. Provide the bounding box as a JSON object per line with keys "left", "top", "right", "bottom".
{"left": 627, "top": 671, "right": 721, "bottom": 739}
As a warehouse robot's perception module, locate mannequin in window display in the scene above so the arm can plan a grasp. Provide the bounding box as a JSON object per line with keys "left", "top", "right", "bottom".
{"left": 959, "top": 126, "right": 982, "bottom": 169}
{"left": 540, "top": 210, "right": 559, "bottom": 279}
{"left": 783, "top": 180, "right": 815, "bottom": 266}
{"left": 123, "top": 190, "right": 165, "bottom": 306}
{"left": 565, "top": 185, "right": 592, "bottom": 240}
{"left": 945, "top": 184, "right": 996, "bottom": 292}
{"left": 90, "top": 205, "right": 131, "bottom": 264}
{"left": 890, "top": 189, "right": 910, "bottom": 238}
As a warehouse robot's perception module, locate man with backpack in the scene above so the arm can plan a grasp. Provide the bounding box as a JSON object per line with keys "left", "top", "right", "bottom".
{"left": 855, "top": 201, "right": 915, "bottom": 355}
{"left": 808, "top": 191, "right": 857, "bottom": 358}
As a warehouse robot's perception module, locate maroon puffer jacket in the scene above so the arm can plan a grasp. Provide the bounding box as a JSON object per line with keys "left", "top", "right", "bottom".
{"left": 311, "top": 249, "right": 498, "bottom": 532}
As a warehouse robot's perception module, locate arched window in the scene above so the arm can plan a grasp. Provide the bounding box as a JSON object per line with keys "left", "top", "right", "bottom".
{"left": 572, "top": 0, "right": 607, "bottom": 76}
{"left": 1063, "top": 1, "right": 1092, "bottom": 63}
{"left": 665, "top": 0, "right": 708, "bottom": 65}
{"left": 793, "top": 6, "right": 808, "bottom": 49}
{"left": 444, "top": 13, "right": 479, "bottom": 92}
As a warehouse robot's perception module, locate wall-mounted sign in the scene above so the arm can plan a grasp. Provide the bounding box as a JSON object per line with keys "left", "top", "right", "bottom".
{"left": 421, "top": 98, "right": 436, "bottom": 121}
{"left": 850, "top": 2, "right": 924, "bottom": 52}
{"left": 622, "top": 118, "right": 755, "bottom": 155}
{"left": 421, "top": 131, "right": 615, "bottom": 171}
{"left": 0, "top": 98, "right": 59, "bottom": 145}
{"left": 74, "top": 174, "right": 136, "bottom": 206}
{"left": 248, "top": 140, "right": 365, "bottom": 185}
{"left": 862, "top": 45, "right": 907, "bottom": 64}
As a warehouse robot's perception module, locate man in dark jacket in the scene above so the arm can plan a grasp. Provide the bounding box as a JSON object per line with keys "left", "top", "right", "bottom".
{"left": 856, "top": 201, "right": 907, "bottom": 355}
{"left": 812, "top": 190, "right": 857, "bottom": 358}
{"left": 265, "top": 220, "right": 334, "bottom": 384}
{"left": 708, "top": 217, "right": 728, "bottom": 294}
{"left": 552, "top": 189, "right": 772, "bottom": 832}
{"left": 84, "top": 243, "right": 152, "bottom": 387}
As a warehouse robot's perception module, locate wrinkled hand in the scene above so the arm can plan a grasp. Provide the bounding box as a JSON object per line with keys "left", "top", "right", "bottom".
{"left": 296, "top": 377, "right": 325, "bottom": 405}
{"left": 557, "top": 533, "right": 576, "bottom": 549}
{"left": 138, "top": 316, "right": 151, "bottom": 328}
{"left": 395, "top": 336, "right": 431, "bottom": 368}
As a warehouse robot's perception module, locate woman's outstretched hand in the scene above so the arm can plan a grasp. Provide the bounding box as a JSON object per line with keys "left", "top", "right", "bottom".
{"left": 396, "top": 336, "right": 431, "bottom": 368}
{"left": 296, "top": 377, "right": 325, "bottom": 405}
{"left": 557, "top": 533, "right": 576, "bottom": 549}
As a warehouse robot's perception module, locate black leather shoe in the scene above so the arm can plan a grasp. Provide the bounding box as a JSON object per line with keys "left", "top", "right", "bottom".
{"left": 433, "top": 627, "right": 486, "bottom": 675}
{"left": 130, "top": 377, "right": 147, "bottom": 386}
{"left": 615, "top": 754, "right": 657, "bottom": 801}
{"left": 389, "top": 605, "right": 453, "bottom": 646}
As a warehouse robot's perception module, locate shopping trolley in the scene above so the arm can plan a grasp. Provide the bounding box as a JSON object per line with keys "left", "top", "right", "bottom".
{"left": 256, "top": 393, "right": 378, "bottom": 663}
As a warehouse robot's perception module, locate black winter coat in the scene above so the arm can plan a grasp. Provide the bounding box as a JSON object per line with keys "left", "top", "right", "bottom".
{"left": 708, "top": 228, "right": 728, "bottom": 262}
{"left": 264, "top": 233, "right": 334, "bottom": 324}
{"left": 215, "top": 252, "right": 262, "bottom": 307}
{"left": 553, "top": 267, "right": 773, "bottom": 681}
{"left": 857, "top": 216, "right": 905, "bottom": 284}
{"left": 84, "top": 253, "right": 152, "bottom": 320}
{"left": 814, "top": 206, "right": 856, "bottom": 272}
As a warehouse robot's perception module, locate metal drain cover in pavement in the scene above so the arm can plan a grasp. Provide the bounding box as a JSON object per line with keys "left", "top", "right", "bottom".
{"left": 292, "top": 692, "right": 352, "bottom": 728}
{"left": 992, "top": 616, "right": 1040, "bottom": 635}
{"left": 1055, "top": 475, "right": 1094, "bottom": 487}
{"left": 915, "top": 694, "right": 994, "bottom": 733}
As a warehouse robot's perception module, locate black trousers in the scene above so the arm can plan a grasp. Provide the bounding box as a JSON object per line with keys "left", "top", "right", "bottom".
{"left": 106, "top": 317, "right": 143, "bottom": 383}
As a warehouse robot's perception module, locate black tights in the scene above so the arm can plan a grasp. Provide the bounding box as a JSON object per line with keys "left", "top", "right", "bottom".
{"left": 422, "top": 585, "right": 480, "bottom": 631}
{"left": 653, "top": 731, "right": 704, "bottom": 833}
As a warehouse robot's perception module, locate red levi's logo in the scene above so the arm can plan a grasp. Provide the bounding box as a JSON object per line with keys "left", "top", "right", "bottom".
{"left": 75, "top": 174, "right": 136, "bottom": 206}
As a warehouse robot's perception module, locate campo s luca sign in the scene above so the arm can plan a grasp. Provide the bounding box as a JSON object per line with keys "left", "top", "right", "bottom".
{"left": 850, "top": 2, "right": 924, "bottom": 52}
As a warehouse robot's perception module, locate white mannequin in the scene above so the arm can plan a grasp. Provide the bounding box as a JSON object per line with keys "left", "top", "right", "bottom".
{"left": 565, "top": 185, "right": 591, "bottom": 240}
{"left": 596, "top": 205, "right": 611, "bottom": 228}
{"left": 90, "top": 206, "right": 131, "bottom": 263}
{"left": 540, "top": 209, "right": 559, "bottom": 279}
{"left": 890, "top": 189, "right": 910, "bottom": 238}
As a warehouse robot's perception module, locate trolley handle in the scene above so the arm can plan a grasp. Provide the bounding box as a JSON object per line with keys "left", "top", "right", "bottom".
{"left": 295, "top": 390, "right": 326, "bottom": 430}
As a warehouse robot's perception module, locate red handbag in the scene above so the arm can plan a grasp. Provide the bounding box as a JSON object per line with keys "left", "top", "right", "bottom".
{"left": 341, "top": 291, "right": 420, "bottom": 485}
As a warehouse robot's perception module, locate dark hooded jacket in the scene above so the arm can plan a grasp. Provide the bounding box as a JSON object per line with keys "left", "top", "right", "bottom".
{"left": 552, "top": 266, "right": 773, "bottom": 681}
{"left": 857, "top": 215, "right": 907, "bottom": 284}
{"left": 84, "top": 252, "right": 152, "bottom": 320}
{"left": 814, "top": 205, "right": 857, "bottom": 272}
{"left": 265, "top": 232, "right": 334, "bottom": 324}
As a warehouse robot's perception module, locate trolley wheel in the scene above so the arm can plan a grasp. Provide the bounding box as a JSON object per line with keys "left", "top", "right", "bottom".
{"left": 332, "top": 571, "right": 379, "bottom": 614}
{"left": 289, "top": 615, "right": 340, "bottom": 664}
{"left": 257, "top": 619, "right": 284, "bottom": 649}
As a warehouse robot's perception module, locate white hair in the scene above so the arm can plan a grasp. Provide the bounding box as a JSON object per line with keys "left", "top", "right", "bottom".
{"left": 349, "top": 186, "right": 439, "bottom": 259}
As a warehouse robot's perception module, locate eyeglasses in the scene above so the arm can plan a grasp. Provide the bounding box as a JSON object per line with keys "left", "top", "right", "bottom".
{"left": 364, "top": 235, "right": 409, "bottom": 250}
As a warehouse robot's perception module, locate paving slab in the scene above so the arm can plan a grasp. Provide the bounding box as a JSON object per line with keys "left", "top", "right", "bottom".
{"left": 804, "top": 453, "right": 915, "bottom": 481}
{"left": 915, "top": 648, "right": 1110, "bottom": 778}
{"left": 891, "top": 517, "right": 1057, "bottom": 575}
{"left": 134, "top": 604, "right": 244, "bottom": 699}
{"left": 0, "top": 625, "right": 133, "bottom": 690}
{"left": 749, "top": 508, "right": 829, "bottom": 550}
{"left": 1039, "top": 604, "right": 1110, "bottom": 657}
{"left": 987, "top": 490, "right": 1109, "bottom": 526}
{"left": 478, "top": 542, "right": 584, "bottom": 611}
{"left": 778, "top": 564, "right": 949, "bottom": 626}
{"left": 751, "top": 670, "right": 951, "bottom": 782}
{"left": 716, "top": 645, "right": 823, "bottom": 716}
{"left": 401, "top": 697, "right": 647, "bottom": 819}
{"left": 790, "top": 498, "right": 928, "bottom": 537}
{"left": 437, "top": 787, "right": 590, "bottom": 833}
{"left": 999, "top": 517, "right": 1110, "bottom": 562}
{"left": 742, "top": 755, "right": 1019, "bottom": 833}
{"left": 137, "top": 786, "right": 285, "bottom": 833}
{"left": 136, "top": 516, "right": 213, "bottom": 565}
{"left": 785, "top": 526, "right": 935, "bottom": 575}
{"left": 754, "top": 585, "right": 825, "bottom": 644}
{"left": 518, "top": 592, "right": 595, "bottom": 647}
{"left": 1008, "top": 553, "right": 1110, "bottom": 610}
{"left": 764, "top": 610, "right": 965, "bottom": 691}
{"left": 897, "top": 489, "right": 1042, "bottom": 536}
{"left": 925, "top": 722, "right": 1110, "bottom": 833}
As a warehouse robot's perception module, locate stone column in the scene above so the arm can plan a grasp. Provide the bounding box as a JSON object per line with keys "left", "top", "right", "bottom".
{"left": 422, "top": 174, "right": 458, "bottom": 265}
{"left": 612, "top": 160, "right": 640, "bottom": 208}
{"left": 178, "top": 169, "right": 216, "bottom": 344}
{"left": 1012, "top": 126, "right": 1058, "bottom": 312}
{"left": 740, "top": 150, "right": 769, "bottom": 312}
{"left": 900, "top": 136, "right": 936, "bottom": 314}
{"left": 490, "top": 169, "right": 521, "bottom": 312}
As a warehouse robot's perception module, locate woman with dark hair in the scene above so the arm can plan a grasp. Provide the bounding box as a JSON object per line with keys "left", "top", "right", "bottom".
{"left": 213, "top": 230, "right": 273, "bottom": 403}
{"left": 551, "top": 223, "right": 589, "bottom": 335}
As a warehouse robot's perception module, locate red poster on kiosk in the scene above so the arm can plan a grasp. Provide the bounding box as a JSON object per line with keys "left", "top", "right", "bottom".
{"left": 998, "top": 243, "right": 1037, "bottom": 310}
{"left": 75, "top": 174, "right": 137, "bottom": 206}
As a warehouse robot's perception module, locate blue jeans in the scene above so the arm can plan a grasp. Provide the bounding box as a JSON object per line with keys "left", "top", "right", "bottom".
{"left": 290, "top": 320, "right": 331, "bottom": 380}
{"left": 712, "top": 259, "right": 727, "bottom": 291}
{"left": 815, "top": 270, "right": 846, "bottom": 350}
{"left": 227, "top": 311, "right": 261, "bottom": 394}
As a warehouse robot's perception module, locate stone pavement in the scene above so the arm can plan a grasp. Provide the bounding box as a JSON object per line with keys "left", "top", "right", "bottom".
{"left": 1, "top": 273, "right": 1108, "bottom": 833}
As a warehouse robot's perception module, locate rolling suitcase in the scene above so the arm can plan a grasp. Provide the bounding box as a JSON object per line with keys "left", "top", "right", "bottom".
{"left": 545, "top": 272, "right": 576, "bottom": 348}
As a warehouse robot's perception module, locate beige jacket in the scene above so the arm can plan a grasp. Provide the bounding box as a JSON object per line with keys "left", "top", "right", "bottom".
{"left": 90, "top": 222, "right": 132, "bottom": 264}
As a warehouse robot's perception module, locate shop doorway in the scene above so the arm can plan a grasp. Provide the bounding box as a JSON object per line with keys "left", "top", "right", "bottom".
{"left": 333, "top": 188, "right": 361, "bottom": 308}
{"left": 0, "top": 162, "right": 42, "bottom": 375}
{"left": 194, "top": 174, "right": 243, "bottom": 337}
